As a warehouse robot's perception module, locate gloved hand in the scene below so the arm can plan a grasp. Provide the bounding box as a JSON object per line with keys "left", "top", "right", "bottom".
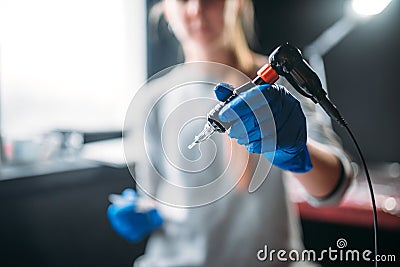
{"left": 214, "top": 82, "right": 312, "bottom": 173}
{"left": 107, "top": 188, "right": 163, "bottom": 242}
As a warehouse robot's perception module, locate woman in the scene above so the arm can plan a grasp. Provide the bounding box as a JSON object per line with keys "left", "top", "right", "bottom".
{"left": 108, "top": 1, "right": 353, "bottom": 266}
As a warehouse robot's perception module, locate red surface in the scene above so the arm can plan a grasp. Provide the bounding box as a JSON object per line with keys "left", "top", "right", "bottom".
{"left": 288, "top": 177, "right": 400, "bottom": 230}
{"left": 297, "top": 202, "right": 400, "bottom": 230}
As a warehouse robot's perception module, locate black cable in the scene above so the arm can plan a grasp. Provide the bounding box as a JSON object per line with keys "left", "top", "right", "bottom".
{"left": 317, "top": 93, "right": 378, "bottom": 266}
{"left": 343, "top": 124, "right": 378, "bottom": 267}
{"left": 317, "top": 94, "right": 378, "bottom": 265}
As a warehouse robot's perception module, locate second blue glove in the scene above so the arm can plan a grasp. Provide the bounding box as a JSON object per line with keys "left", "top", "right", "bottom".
{"left": 107, "top": 189, "right": 163, "bottom": 242}
{"left": 214, "top": 83, "right": 312, "bottom": 173}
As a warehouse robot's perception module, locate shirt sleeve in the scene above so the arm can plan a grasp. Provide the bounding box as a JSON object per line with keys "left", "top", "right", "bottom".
{"left": 278, "top": 78, "right": 354, "bottom": 207}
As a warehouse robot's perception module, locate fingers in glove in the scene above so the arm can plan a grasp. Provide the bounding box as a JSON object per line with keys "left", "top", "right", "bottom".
{"left": 214, "top": 82, "right": 235, "bottom": 102}
{"left": 234, "top": 119, "right": 276, "bottom": 146}
{"left": 219, "top": 85, "right": 272, "bottom": 122}
{"left": 245, "top": 138, "right": 276, "bottom": 154}
{"left": 227, "top": 116, "right": 256, "bottom": 140}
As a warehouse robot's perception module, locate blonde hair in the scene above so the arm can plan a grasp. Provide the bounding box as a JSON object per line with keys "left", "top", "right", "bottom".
{"left": 149, "top": 0, "right": 257, "bottom": 73}
{"left": 224, "top": 0, "right": 256, "bottom": 74}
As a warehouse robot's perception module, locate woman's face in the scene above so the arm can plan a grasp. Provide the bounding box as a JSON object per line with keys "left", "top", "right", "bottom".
{"left": 163, "top": 0, "right": 228, "bottom": 48}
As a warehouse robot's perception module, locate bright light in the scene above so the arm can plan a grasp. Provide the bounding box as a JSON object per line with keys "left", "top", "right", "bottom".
{"left": 352, "top": 0, "right": 392, "bottom": 16}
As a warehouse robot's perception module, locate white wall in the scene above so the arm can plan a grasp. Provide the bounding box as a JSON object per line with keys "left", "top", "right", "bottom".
{"left": 0, "top": 0, "right": 147, "bottom": 138}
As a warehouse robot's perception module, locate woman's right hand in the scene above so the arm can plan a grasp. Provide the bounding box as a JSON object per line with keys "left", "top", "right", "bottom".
{"left": 214, "top": 82, "right": 312, "bottom": 173}
{"left": 107, "top": 189, "right": 163, "bottom": 242}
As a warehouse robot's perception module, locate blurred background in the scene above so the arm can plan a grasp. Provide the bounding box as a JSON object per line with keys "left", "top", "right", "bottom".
{"left": 0, "top": 0, "right": 399, "bottom": 266}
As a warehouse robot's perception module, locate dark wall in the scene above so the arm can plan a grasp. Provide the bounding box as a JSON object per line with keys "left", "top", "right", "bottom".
{"left": 0, "top": 165, "right": 145, "bottom": 267}
{"left": 254, "top": 1, "right": 400, "bottom": 163}
{"left": 253, "top": 0, "right": 345, "bottom": 53}
{"left": 147, "top": 0, "right": 400, "bottom": 164}
{"left": 147, "top": 0, "right": 183, "bottom": 76}
{"left": 325, "top": 2, "right": 400, "bottom": 164}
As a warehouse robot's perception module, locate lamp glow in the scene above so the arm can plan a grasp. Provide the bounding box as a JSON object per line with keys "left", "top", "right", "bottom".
{"left": 352, "top": 0, "right": 392, "bottom": 16}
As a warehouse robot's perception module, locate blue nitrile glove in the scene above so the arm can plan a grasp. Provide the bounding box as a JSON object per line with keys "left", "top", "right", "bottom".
{"left": 107, "top": 188, "right": 163, "bottom": 242}
{"left": 214, "top": 82, "right": 312, "bottom": 173}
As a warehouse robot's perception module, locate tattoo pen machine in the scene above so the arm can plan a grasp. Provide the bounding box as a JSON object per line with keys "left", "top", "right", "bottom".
{"left": 188, "top": 42, "right": 346, "bottom": 149}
